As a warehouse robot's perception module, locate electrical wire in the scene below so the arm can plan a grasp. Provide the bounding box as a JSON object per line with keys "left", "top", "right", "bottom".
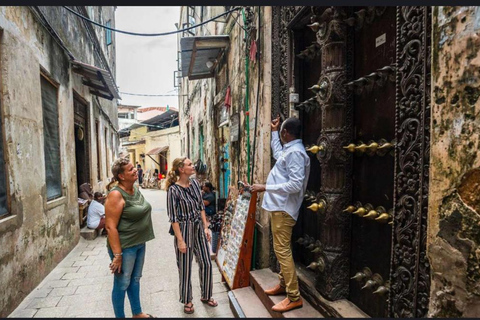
{"left": 62, "top": 6, "right": 242, "bottom": 37}
{"left": 120, "top": 92, "right": 184, "bottom": 97}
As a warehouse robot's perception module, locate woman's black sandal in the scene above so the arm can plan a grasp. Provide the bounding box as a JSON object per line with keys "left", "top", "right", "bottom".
{"left": 184, "top": 303, "right": 194, "bottom": 314}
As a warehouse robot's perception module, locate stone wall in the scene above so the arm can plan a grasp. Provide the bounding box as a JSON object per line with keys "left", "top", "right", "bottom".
{"left": 0, "top": 6, "right": 118, "bottom": 316}
{"left": 177, "top": 6, "right": 273, "bottom": 268}
{"left": 428, "top": 6, "right": 480, "bottom": 317}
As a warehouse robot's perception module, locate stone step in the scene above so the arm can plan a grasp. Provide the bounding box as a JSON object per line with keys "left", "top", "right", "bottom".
{"left": 80, "top": 226, "right": 98, "bottom": 240}
{"left": 250, "top": 268, "right": 324, "bottom": 318}
{"left": 229, "top": 287, "right": 272, "bottom": 318}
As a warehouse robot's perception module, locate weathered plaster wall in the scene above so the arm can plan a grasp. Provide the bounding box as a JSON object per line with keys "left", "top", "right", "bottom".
{"left": 428, "top": 6, "right": 480, "bottom": 317}
{"left": 0, "top": 6, "right": 118, "bottom": 316}
{"left": 177, "top": 6, "right": 273, "bottom": 269}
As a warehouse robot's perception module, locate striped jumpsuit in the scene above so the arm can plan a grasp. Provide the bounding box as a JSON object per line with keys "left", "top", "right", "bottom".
{"left": 167, "top": 178, "right": 213, "bottom": 304}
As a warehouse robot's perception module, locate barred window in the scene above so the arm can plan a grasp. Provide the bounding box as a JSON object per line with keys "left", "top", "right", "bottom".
{"left": 41, "top": 76, "right": 62, "bottom": 201}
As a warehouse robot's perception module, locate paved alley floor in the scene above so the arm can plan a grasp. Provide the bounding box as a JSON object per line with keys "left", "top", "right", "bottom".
{"left": 9, "top": 189, "right": 234, "bottom": 318}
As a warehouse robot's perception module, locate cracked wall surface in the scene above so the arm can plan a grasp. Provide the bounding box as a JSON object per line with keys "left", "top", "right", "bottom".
{"left": 177, "top": 7, "right": 273, "bottom": 269}
{"left": 0, "top": 7, "right": 118, "bottom": 317}
{"left": 428, "top": 6, "right": 480, "bottom": 317}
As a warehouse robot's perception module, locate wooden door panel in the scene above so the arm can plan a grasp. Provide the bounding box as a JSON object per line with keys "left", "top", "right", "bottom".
{"left": 294, "top": 24, "right": 323, "bottom": 266}
{"left": 347, "top": 7, "right": 396, "bottom": 318}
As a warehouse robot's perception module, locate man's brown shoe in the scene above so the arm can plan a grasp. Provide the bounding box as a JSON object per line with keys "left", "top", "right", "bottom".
{"left": 272, "top": 297, "right": 303, "bottom": 313}
{"left": 264, "top": 284, "right": 286, "bottom": 296}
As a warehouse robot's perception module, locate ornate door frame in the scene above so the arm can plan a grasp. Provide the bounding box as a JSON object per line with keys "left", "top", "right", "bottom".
{"left": 271, "top": 6, "right": 431, "bottom": 317}
{"left": 389, "top": 7, "right": 431, "bottom": 318}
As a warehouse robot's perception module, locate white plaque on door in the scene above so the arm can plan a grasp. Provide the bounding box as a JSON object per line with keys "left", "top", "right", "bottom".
{"left": 376, "top": 33, "right": 386, "bottom": 47}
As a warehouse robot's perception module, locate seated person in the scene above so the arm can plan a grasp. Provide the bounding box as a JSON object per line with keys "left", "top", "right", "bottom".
{"left": 202, "top": 182, "right": 216, "bottom": 217}
{"left": 87, "top": 192, "right": 106, "bottom": 234}
{"left": 78, "top": 183, "right": 93, "bottom": 203}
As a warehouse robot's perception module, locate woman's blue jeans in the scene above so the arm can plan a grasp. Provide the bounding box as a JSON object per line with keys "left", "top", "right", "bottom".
{"left": 108, "top": 243, "right": 146, "bottom": 318}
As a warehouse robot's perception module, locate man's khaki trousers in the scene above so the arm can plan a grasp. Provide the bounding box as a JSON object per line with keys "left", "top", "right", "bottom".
{"left": 269, "top": 211, "right": 300, "bottom": 301}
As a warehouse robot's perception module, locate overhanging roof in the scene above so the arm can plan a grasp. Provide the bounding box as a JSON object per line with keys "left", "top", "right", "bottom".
{"left": 146, "top": 146, "right": 169, "bottom": 155}
{"left": 71, "top": 60, "right": 121, "bottom": 100}
{"left": 180, "top": 35, "right": 229, "bottom": 80}
{"left": 122, "top": 140, "right": 145, "bottom": 146}
{"left": 141, "top": 109, "right": 179, "bottom": 129}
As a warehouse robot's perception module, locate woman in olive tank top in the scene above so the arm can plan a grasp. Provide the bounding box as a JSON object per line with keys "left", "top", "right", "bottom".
{"left": 105, "top": 158, "right": 155, "bottom": 318}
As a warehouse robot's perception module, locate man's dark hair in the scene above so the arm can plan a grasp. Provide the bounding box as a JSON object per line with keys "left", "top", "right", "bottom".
{"left": 282, "top": 117, "right": 302, "bottom": 139}
{"left": 94, "top": 192, "right": 103, "bottom": 200}
{"left": 203, "top": 182, "right": 214, "bottom": 191}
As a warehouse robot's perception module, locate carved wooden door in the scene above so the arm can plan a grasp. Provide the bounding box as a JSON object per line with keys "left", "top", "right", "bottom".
{"left": 346, "top": 7, "right": 396, "bottom": 317}
{"left": 272, "top": 6, "right": 431, "bottom": 318}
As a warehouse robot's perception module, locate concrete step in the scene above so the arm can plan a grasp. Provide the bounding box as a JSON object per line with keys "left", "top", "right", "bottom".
{"left": 80, "top": 226, "right": 98, "bottom": 240}
{"left": 229, "top": 287, "right": 272, "bottom": 318}
{"left": 250, "top": 268, "right": 324, "bottom": 318}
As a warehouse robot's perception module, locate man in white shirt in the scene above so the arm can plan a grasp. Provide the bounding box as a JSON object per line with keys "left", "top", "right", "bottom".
{"left": 250, "top": 115, "right": 310, "bottom": 313}
{"left": 87, "top": 192, "right": 106, "bottom": 233}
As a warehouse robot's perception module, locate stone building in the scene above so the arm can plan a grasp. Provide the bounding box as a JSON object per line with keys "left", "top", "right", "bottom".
{"left": 178, "top": 5, "right": 480, "bottom": 318}
{"left": 177, "top": 5, "right": 273, "bottom": 265}
{"left": 119, "top": 109, "right": 181, "bottom": 177}
{"left": 0, "top": 6, "right": 119, "bottom": 316}
{"left": 117, "top": 104, "right": 140, "bottom": 130}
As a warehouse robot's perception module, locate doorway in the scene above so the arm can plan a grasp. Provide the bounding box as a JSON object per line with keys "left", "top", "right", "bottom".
{"left": 73, "top": 93, "right": 90, "bottom": 188}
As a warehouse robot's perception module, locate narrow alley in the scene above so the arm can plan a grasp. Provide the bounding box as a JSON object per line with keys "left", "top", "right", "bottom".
{"left": 2, "top": 5, "right": 480, "bottom": 319}
{"left": 8, "top": 190, "right": 233, "bottom": 318}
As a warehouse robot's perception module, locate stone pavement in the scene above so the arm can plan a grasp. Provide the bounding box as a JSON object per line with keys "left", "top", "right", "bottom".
{"left": 9, "top": 189, "right": 234, "bottom": 318}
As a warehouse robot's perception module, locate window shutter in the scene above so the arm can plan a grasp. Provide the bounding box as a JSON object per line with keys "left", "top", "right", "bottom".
{"left": 41, "top": 76, "right": 62, "bottom": 200}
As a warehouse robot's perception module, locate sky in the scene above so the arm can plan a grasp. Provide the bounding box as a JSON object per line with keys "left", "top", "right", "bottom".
{"left": 115, "top": 6, "right": 181, "bottom": 108}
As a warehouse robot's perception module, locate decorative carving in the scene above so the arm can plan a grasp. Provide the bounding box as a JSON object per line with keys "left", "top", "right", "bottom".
{"left": 343, "top": 7, "right": 387, "bottom": 30}
{"left": 270, "top": 6, "right": 305, "bottom": 273}
{"left": 311, "top": 7, "right": 353, "bottom": 300}
{"left": 389, "top": 6, "right": 431, "bottom": 318}
{"left": 271, "top": 6, "right": 304, "bottom": 120}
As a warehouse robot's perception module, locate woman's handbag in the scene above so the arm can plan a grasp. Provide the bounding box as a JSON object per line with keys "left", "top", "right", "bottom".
{"left": 169, "top": 224, "right": 174, "bottom": 236}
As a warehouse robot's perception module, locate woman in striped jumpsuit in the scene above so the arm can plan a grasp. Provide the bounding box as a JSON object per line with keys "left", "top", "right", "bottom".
{"left": 166, "top": 157, "right": 218, "bottom": 314}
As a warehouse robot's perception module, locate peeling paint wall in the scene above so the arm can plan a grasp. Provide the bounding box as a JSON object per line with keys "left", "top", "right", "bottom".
{"left": 428, "top": 6, "right": 480, "bottom": 317}
{"left": 177, "top": 7, "right": 273, "bottom": 268}
{"left": 0, "top": 6, "right": 118, "bottom": 316}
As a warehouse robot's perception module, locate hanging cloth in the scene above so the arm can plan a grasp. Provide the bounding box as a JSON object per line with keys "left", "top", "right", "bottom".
{"left": 224, "top": 86, "right": 231, "bottom": 109}
{"left": 249, "top": 39, "right": 258, "bottom": 62}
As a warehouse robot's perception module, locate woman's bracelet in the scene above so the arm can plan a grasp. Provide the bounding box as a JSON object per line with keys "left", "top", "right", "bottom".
{"left": 113, "top": 252, "right": 123, "bottom": 257}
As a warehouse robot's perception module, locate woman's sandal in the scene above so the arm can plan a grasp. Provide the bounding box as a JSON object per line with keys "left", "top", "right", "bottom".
{"left": 200, "top": 298, "right": 218, "bottom": 307}
{"left": 184, "top": 303, "right": 195, "bottom": 314}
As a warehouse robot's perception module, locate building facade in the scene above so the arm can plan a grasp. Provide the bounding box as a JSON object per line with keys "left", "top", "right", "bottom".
{"left": 117, "top": 104, "right": 140, "bottom": 130}
{"left": 119, "top": 109, "right": 181, "bottom": 180}
{"left": 178, "top": 5, "right": 480, "bottom": 319}
{"left": 177, "top": 6, "right": 273, "bottom": 268}
{"left": 0, "top": 6, "right": 119, "bottom": 316}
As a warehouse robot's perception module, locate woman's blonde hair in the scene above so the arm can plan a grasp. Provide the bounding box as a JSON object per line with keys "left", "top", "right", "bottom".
{"left": 106, "top": 157, "right": 130, "bottom": 191}
{"left": 165, "top": 157, "right": 187, "bottom": 190}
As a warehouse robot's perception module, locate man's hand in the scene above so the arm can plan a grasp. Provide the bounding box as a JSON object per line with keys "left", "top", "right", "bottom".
{"left": 251, "top": 184, "right": 266, "bottom": 193}
{"left": 271, "top": 115, "right": 281, "bottom": 131}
